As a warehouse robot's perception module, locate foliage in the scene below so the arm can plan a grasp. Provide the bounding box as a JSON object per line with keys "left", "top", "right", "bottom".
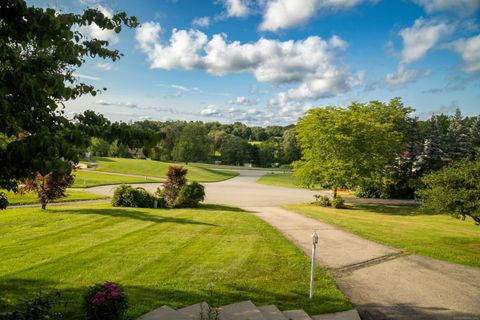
{"left": 163, "top": 166, "right": 188, "bottom": 207}
{"left": 111, "top": 185, "right": 158, "bottom": 208}
{"left": 83, "top": 282, "right": 127, "bottom": 320}
{"left": 177, "top": 181, "right": 205, "bottom": 208}
{"left": 0, "top": 291, "right": 62, "bottom": 320}
{"left": 417, "top": 159, "right": 480, "bottom": 225}
{"left": 294, "top": 98, "right": 412, "bottom": 198}
{"left": 0, "top": 192, "right": 9, "bottom": 210}
{"left": 161, "top": 166, "right": 205, "bottom": 208}
{"left": 220, "top": 135, "right": 254, "bottom": 165}
{"left": 314, "top": 195, "right": 331, "bottom": 207}
{"left": 331, "top": 196, "right": 345, "bottom": 209}
{"left": 0, "top": 0, "right": 138, "bottom": 206}
{"left": 19, "top": 170, "right": 74, "bottom": 209}
{"left": 90, "top": 137, "right": 110, "bottom": 157}
{"left": 172, "top": 123, "right": 210, "bottom": 164}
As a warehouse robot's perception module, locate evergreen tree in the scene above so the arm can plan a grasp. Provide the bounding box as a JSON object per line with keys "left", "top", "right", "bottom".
{"left": 447, "top": 108, "right": 472, "bottom": 161}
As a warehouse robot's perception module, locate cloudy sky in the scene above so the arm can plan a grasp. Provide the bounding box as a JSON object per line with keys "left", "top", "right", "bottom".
{"left": 31, "top": 0, "right": 480, "bottom": 125}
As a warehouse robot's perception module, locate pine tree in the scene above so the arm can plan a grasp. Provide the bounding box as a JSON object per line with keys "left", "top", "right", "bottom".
{"left": 447, "top": 108, "right": 472, "bottom": 161}
{"left": 417, "top": 115, "right": 449, "bottom": 174}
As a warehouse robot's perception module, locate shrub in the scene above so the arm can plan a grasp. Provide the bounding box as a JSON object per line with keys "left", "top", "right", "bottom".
{"left": 177, "top": 182, "right": 205, "bottom": 208}
{"left": 163, "top": 166, "right": 188, "bottom": 207}
{"left": 314, "top": 194, "right": 331, "bottom": 207}
{"left": 83, "top": 282, "right": 127, "bottom": 320}
{"left": 331, "top": 196, "right": 345, "bottom": 208}
{"left": 112, "top": 185, "right": 156, "bottom": 208}
{"left": 0, "top": 291, "right": 62, "bottom": 320}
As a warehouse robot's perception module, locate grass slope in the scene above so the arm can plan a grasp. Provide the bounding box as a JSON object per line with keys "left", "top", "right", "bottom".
{"left": 2, "top": 190, "right": 107, "bottom": 205}
{"left": 284, "top": 204, "right": 480, "bottom": 268}
{"left": 0, "top": 204, "right": 350, "bottom": 319}
{"left": 72, "top": 170, "right": 160, "bottom": 188}
{"left": 256, "top": 173, "right": 301, "bottom": 189}
{"left": 89, "top": 157, "right": 237, "bottom": 182}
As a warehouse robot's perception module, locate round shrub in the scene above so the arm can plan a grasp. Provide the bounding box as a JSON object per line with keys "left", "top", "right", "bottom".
{"left": 314, "top": 194, "right": 331, "bottom": 207}
{"left": 83, "top": 282, "right": 127, "bottom": 320}
{"left": 331, "top": 196, "right": 346, "bottom": 208}
{"left": 112, "top": 185, "right": 155, "bottom": 208}
{"left": 176, "top": 182, "right": 205, "bottom": 208}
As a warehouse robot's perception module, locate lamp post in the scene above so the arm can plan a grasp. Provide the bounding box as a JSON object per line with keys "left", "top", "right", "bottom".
{"left": 310, "top": 231, "right": 319, "bottom": 299}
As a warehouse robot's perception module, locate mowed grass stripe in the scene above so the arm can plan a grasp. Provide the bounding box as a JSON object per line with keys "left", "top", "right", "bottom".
{"left": 0, "top": 204, "right": 350, "bottom": 319}
{"left": 88, "top": 156, "right": 238, "bottom": 182}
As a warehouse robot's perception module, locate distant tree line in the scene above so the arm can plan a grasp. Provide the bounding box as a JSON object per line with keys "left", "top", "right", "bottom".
{"left": 89, "top": 120, "right": 302, "bottom": 168}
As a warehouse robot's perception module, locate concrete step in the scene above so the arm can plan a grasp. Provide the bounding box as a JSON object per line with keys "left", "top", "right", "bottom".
{"left": 282, "top": 310, "right": 312, "bottom": 320}
{"left": 258, "top": 305, "right": 288, "bottom": 320}
{"left": 311, "top": 310, "right": 361, "bottom": 320}
{"left": 137, "top": 305, "right": 191, "bottom": 320}
{"left": 219, "top": 301, "right": 266, "bottom": 320}
{"left": 177, "top": 302, "right": 212, "bottom": 320}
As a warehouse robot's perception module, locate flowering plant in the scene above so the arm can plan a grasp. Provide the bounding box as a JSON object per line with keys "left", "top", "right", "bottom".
{"left": 83, "top": 282, "right": 128, "bottom": 320}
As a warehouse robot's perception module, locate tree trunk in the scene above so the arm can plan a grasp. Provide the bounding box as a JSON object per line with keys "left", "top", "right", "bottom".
{"left": 41, "top": 201, "right": 46, "bottom": 210}
{"left": 333, "top": 187, "right": 338, "bottom": 199}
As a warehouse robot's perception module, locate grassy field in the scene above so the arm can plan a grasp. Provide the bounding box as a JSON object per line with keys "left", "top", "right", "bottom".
{"left": 257, "top": 173, "right": 327, "bottom": 191}
{"left": 256, "top": 173, "right": 302, "bottom": 188}
{"left": 88, "top": 157, "right": 238, "bottom": 182}
{"left": 72, "top": 170, "right": 160, "bottom": 188}
{"left": 284, "top": 203, "right": 480, "bottom": 268}
{"left": 2, "top": 190, "right": 107, "bottom": 205}
{"left": 0, "top": 204, "right": 350, "bottom": 319}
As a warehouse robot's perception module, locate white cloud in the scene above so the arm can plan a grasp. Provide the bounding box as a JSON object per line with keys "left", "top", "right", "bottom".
{"left": 227, "top": 96, "right": 258, "bottom": 105}
{"left": 79, "top": 5, "right": 119, "bottom": 44}
{"left": 259, "top": 0, "right": 372, "bottom": 32}
{"left": 399, "top": 18, "right": 454, "bottom": 64}
{"left": 72, "top": 73, "right": 101, "bottom": 81}
{"left": 200, "top": 105, "right": 220, "bottom": 116}
{"left": 413, "top": 0, "right": 480, "bottom": 15}
{"left": 192, "top": 16, "right": 211, "bottom": 28}
{"left": 136, "top": 23, "right": 360, "bottom": 111}
{"left": 450, "top": 34, "right": 480, "bottom": 73}
{"left": 222, "top": 0, "right": 250, "bottom": 17}
{"left": 96, "top": 62, "right": 112, "bottom": 70}
{"left": 385, "top": 65, "right": 430, "bottom": 87}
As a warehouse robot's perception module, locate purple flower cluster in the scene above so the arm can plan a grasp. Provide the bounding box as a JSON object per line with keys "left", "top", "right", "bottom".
{"left": 90, "top": 282, "right": 123, "bottom": 305}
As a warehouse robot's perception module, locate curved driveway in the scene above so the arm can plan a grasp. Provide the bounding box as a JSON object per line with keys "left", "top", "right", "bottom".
{"left": 83, "top": 170, "right": 480, "bottom": 320}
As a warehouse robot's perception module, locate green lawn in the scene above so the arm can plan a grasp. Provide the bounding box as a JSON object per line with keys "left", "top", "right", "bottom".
{"left": 284, "top": 203, "right": 480, "bottom": 268}
{"left": 256, "top": 173, "right": 302, "bottom": 188}
{"left": 0, "top": 204, "right": 350, "bottom": 319}
{"left": 88, "top": 157, "right": 238, "bottom": 182}
{"left": 2, "top": 190, "right": 107, "bottom": 205}
{"left": 192, "top": 163, "right": 287, "bottom": 172}
{"left": 256, "top": 173, "right": 325, "bottom": 190}
{"left": 72, "top": 170, "right": 160, "bottom": 188}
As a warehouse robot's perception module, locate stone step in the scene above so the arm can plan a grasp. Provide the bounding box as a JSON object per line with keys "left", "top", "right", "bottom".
{"left": 311, "top": 310, "right": 361, "bottom": 320}
{"left": 219, "top": 300, "right": 266, "bottom": 320}
{"left": 177, "top": 302, "right": 212, "bottom": 320}
{"left": 282, "top": 309, "right": 312, "bottom": 320}
{"left": 137, "top": 305, "right": 191, "bottom": 320}
{"left": 258, "top": 305, "right": 288, "bottom": 320}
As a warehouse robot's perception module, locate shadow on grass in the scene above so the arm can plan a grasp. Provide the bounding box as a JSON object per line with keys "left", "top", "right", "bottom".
{"left": 350, "top": 204, "right": 438, "bottom": 216}
{"left": 199, "top": 204, "right": 246, "bottom": 213}
{"left": 0, "top": 278, "right": 350, "bottom": 319}
{"left": 61, "top": 207, "right": 217, "bottom": 226}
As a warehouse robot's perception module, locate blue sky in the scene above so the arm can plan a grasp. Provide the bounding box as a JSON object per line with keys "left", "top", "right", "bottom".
{"left": 31, "top": 0, "right": 480, "bottom": 125}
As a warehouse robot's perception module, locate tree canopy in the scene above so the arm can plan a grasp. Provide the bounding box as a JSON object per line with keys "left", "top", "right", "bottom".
{"left": 0, "top": 0, "right": 138, "bottom": 207}
{"left": 418, "top": 158, "right": 480, "bottom": 225}
{"left": 294, "top": 98, "right": 413, "bottom": 197}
